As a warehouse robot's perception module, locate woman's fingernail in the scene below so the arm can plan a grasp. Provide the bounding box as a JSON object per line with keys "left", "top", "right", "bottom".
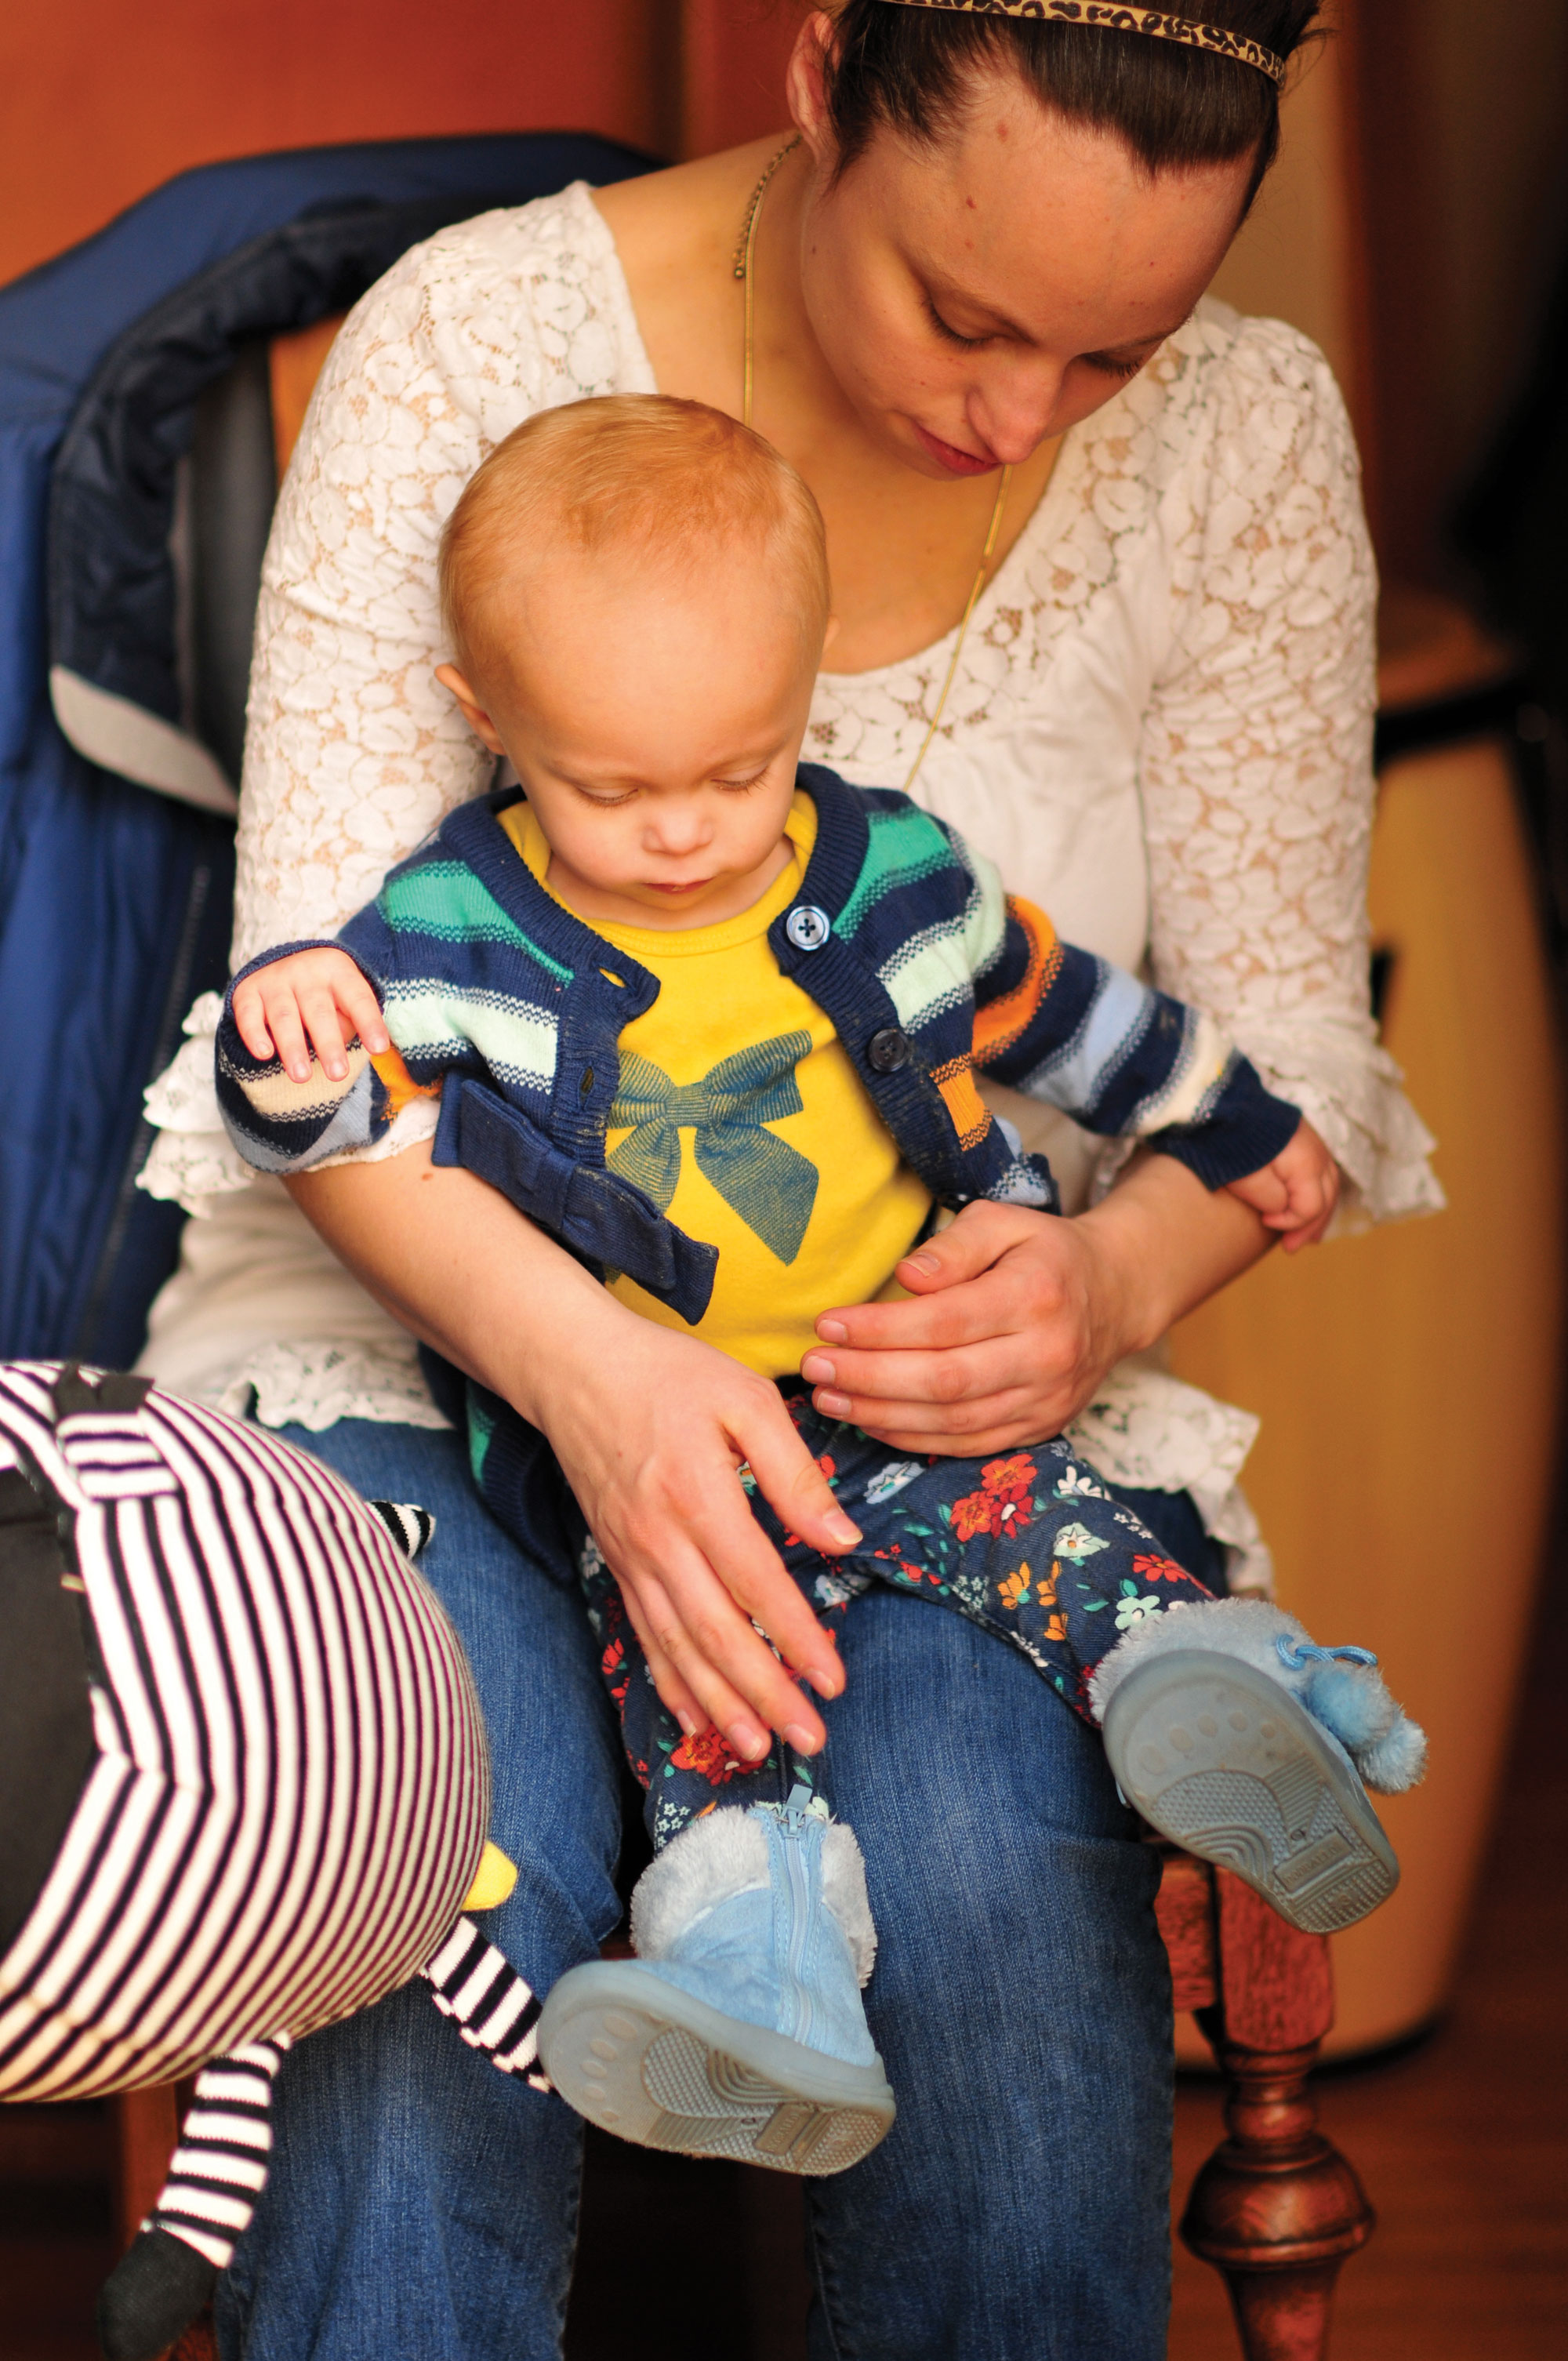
{"left": 677, "top": 1709, "right": 701, "bottom": 1737}
{"left": 800, "top": 1353, "right": 835, "bottom": 1384}
{"left": 326, "top": 1058, "right": 347, "bottom": 1081}
{"left": 815, "top": 1389, "right": 853, "bottom": 1419}
{"left": 727, "top": 1718, "right": 768, "bottom": 1761}
{"left": 825, "top": 1510, "right": 862, "bottom": 1546}
{"left": 290, "top": 1059, "right": 311, "bottom": 1083}
{"left": 815, "top": 1318, "right": 848, "bottom": 1344}
{"left": 806, "top": 1666, "right": 842, "bottom": 1699}
{"left": 904, "top": 1251, "right": 940, "bottom": 1274}
{"left": 783, "top": 1723, "right": 820, "bottom": 1755}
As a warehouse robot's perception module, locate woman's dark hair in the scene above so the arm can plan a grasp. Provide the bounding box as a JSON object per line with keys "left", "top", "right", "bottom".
{"left": 823, "top": 2, "right": 1323, "bottom": 205}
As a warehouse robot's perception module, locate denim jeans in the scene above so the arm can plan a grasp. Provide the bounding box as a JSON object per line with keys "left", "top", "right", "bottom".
{"left": 583, "top": 1400, "right": 1223, "bottom": 1848}
{"left": 218, "top": 1418, "right": 1191, "bottom": 2360}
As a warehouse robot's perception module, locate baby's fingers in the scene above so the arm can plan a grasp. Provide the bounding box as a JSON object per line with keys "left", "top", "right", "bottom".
{"left": 292, "top": 985, "right": 358, "bottom": 1082}
{"left": 256, "top": 986, "right": 316, "bottom": 1085}
{"left": 1229, "top": 1167, "right": 1289, "bottom": 1219}
{"left": 1279, "top": 1190, "right": 1338, "bottom": 1252}
{"left": 230, "top": 980, "right": 278, "bottom": 1063}
{"left": 336, "top": 972, "right": 390, "bottom": 1059}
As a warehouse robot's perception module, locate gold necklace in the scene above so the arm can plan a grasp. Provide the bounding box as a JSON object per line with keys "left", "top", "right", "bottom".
{"left": 736, "top": 136, "right": 1012, "bottom": 794}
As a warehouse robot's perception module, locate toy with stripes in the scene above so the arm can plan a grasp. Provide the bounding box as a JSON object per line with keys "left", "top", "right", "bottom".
{"left": 0, "top": 1362, "right": 546, "bottom": 2361}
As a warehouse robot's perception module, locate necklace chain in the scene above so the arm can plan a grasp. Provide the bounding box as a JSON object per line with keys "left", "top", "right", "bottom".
{"left": 737, "top": 139, "right": 1011, "bottom": 795}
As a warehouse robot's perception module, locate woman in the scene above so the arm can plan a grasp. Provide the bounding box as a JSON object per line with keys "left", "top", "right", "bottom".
{"left": 139, "top": 5, "right": 1436, "bottom": 2354}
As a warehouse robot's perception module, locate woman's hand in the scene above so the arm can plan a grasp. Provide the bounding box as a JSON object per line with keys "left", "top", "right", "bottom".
{"left": 286, "top": 1147, "right": 857, "bottom": 1761}
{"left": 799, "top": 1155, "right": 1276, "bottom": 1454}
{"left": 538, "top": 1310, "right": 861, "bottom": 1765}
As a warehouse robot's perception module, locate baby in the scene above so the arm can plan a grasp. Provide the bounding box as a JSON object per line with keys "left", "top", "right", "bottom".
{"left": 217, "top": 396, "right": 1424, "bottom": 2177}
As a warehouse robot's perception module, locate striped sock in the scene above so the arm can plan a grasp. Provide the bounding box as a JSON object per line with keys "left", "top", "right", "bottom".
{"left": 424, "top": 1916, "right": 550, "bottom": 2088}
{"left": 145, "top": 2036, "right": 292, "bottom": 2269}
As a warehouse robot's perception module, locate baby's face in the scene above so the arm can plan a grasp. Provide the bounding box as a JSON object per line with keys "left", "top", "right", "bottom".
{"left": 440, "top": 544, "right": 822, "bottom": 930}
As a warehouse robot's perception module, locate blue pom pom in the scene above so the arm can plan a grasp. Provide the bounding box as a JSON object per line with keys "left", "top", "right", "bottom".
{"left": 1357, "top": 1716, "right": 1428, "bottom": 1795}
{"left": 1304, "top": 1661, "right": 1395, "bottom": 1751}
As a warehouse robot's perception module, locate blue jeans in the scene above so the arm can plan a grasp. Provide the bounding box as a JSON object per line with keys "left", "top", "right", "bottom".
{"left": 219, "top": 1420, "right": 1189, "bottom": 2360}
{"left": 584, "top": 1400, "right": 1223, "bottom": 1847}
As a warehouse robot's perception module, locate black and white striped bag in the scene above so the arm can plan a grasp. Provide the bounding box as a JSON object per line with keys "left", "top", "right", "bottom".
{"left": 0, "top": 1364, "right": 543, "bottom": 2359}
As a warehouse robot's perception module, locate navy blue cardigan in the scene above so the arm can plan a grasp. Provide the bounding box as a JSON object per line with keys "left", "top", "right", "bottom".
{"left": 217, "top": 765, "right": 1298, "bottom": 1520}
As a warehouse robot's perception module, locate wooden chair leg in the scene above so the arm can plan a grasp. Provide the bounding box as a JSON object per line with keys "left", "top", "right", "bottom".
{"left": 1181, "top": 2021, "right": 1373, "bottom": 2360}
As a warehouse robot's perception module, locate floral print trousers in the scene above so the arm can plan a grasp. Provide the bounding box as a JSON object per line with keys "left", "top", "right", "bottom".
{"left": 579, "top": 1393, "right": 1220, "bottom": 1849}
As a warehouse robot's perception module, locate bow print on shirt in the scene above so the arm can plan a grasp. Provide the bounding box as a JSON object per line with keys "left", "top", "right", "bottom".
{"left": 608, "top": 1031, "right": 818, "bottom": 1264}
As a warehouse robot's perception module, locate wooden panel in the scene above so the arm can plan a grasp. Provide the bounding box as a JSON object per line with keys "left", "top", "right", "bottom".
{"left": 1348, "top": 0, "right": 1568, "bottom": 586}
{"left": 0, "top": 0, "right": 674, "bottom": 291}
{"left": 1171, "top": 737, "right": 1566, "bottom": 2054}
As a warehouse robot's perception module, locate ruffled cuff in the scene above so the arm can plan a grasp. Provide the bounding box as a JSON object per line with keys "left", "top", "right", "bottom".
{"left": 138, "top": 991, "right": 439, "bottom": 1218}
{"left": 1062, "top": 1353, "right": 1275, "bottom": 1595}
{"left": 1232, "top": 1015, "right": 1443, "bottom": 1230}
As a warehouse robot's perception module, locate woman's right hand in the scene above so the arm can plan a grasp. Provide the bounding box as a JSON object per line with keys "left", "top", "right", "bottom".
{"left": 535, "top": 1304, "right": 861, "bottom": 1763}
{"left": 286, "top": 1146, "right": 857, "bottom": 1761}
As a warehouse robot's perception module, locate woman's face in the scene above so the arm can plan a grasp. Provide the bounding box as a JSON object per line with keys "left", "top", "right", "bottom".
{"left": 789, "top": 28, "right": 1257, "bottom": 479}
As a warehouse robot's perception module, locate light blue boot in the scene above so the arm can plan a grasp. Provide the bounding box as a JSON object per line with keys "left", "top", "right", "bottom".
{"left": 1092, "top": 1597, "right": 1426, "bottom": 1936}
{"left": 537, "top": 1789, "right": 895, "bottom": 2174}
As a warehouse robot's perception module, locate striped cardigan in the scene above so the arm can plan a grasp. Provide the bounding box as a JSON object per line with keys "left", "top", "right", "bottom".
{"left": 217, "top": 764, "right": 1298, "bottom": 1328}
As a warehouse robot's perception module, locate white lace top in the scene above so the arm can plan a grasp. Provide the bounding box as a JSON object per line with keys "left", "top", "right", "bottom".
{"left": 136, "top": 181, "right": 1440, "bottom": 1587}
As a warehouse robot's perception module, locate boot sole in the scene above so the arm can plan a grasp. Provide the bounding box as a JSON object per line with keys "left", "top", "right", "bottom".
{"left": 537, "top": 1960, "right": 896, "bottom": 2176}
{"left": 1102, "top": 1651, "right": 1399, "bottom": 1934}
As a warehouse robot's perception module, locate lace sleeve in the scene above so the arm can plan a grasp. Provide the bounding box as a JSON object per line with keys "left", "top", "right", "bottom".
{"left": 140, "top": 190, "right": 651, "bottom": 1213}
{"left": 230, "top": 188, "right": 648, "bottom": 970}
{"left": 1138, "top": 315, "right": 1440, "bottom": 1223}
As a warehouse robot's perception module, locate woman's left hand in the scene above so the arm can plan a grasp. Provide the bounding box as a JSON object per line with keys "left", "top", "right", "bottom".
{"left": 800, "top": 1157, "right": 1276, "bottom": 1454}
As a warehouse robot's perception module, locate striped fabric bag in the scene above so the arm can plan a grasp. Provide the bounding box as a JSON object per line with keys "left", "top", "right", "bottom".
{"left": 0, "top": 1362, "right": 543, "bottom": 2360}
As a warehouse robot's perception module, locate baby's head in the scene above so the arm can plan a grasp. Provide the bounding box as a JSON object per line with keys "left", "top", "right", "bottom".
{"left": 436, "top": 394, "right": 831, "bottom": 927}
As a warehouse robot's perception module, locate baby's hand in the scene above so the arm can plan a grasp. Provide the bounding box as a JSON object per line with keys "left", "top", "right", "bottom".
{"left": 1225, "top": 1119, "right": 1340, "bottom": 1252}
{"left": 230, "top": 948, "right": 390, "bottom": 1085}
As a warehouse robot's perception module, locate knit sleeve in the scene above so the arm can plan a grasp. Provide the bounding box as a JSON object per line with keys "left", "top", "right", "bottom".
{"left": 974, "top": 895, "right": 1299, "bottom": 1185}
{"left": 213, "top": 918, "right": 441, "bottom": 1177}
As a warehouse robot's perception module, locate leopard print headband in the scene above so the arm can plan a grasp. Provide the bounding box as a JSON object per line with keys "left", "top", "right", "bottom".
{"left": 875, "top": 2, "right": 1288, "bottom": 89}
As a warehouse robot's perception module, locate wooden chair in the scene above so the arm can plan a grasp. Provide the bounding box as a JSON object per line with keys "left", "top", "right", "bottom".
{"left": 1156, "top": 1850, "right": 1372, "bottom": 2358}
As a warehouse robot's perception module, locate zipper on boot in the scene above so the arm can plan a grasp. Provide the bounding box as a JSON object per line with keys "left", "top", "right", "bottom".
{"left": 760, "top": 1785, "right": 826, "bottom": 2048}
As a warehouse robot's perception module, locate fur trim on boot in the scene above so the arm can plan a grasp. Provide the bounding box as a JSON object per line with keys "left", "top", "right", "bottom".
{"left": 1087, "top": 1597, "right": 1427, "bottom": 1796}
{"left": 630, "top": 1807, "right": 878, "bottom": 1985}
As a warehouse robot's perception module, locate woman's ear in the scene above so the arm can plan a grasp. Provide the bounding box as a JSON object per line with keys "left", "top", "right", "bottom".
{"left": 787, "top": 10, "right": 839, "bottom": 165}
{"left": 434, "top": 662, "right": 507, "bottom": 756}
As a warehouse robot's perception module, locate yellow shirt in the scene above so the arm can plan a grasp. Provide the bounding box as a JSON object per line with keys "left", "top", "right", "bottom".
{"left": 498, "top": 794, "right": 933, "bottom": 1376}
